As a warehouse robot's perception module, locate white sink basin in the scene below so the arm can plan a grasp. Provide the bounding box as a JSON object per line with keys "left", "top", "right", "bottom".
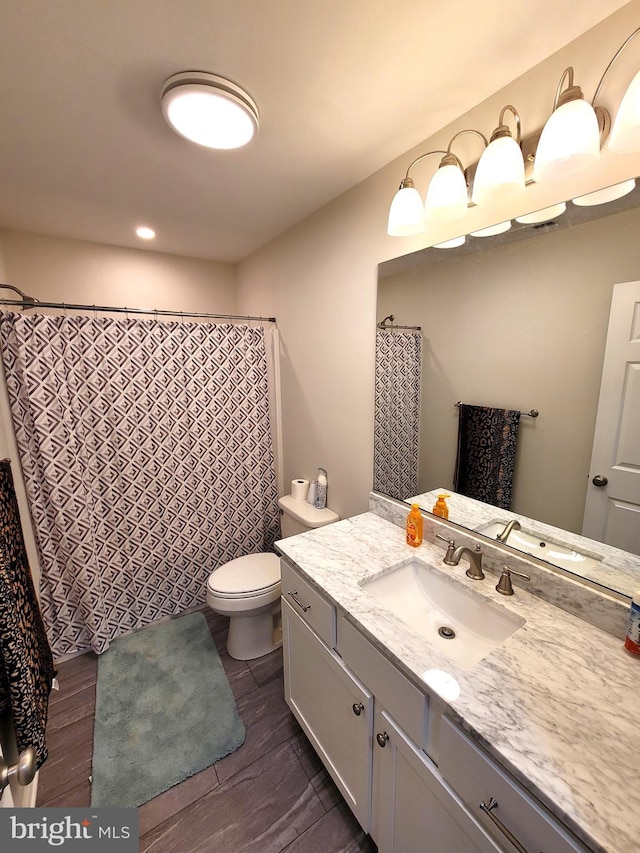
{"left": 360, "top": 560, "right": 524, "bottom": 670}
{"left": 477, "top": 521, "right": 603, "bottom": 574}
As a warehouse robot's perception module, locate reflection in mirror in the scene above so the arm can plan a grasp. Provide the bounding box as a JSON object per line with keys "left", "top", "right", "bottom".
{"left": 376, "top": 181, "right": 640, "bottom": 599}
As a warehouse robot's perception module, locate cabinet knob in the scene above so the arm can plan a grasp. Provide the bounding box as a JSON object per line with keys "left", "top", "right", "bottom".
{"left": 376, "top": 731, "right": 389, "bottom": 748}
{"left": 352, "top": 702, "right": 364, "bottom": 716}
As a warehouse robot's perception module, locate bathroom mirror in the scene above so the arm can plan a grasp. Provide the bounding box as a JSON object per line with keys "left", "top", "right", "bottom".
{"left": 375, "top": 178, "right": 640, "bottom": 600}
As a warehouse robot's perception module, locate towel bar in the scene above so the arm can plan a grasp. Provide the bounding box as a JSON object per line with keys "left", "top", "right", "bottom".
{"left": 454, "top": 401, "right": 539, "bottom": 418}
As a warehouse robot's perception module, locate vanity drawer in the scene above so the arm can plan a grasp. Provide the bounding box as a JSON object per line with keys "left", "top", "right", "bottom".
{"left": 280, "top": 558, "right": 336, "bottom": 648}
{"left": 439, "top": 717, "right": 589, "bottom": 853}
{"left": 336, "top": 613, "right": 428, "bottom": 750}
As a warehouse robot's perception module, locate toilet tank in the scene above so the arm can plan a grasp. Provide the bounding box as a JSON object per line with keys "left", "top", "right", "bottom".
{"left": 278, "top": 494, "right": 339, "bottom": 538}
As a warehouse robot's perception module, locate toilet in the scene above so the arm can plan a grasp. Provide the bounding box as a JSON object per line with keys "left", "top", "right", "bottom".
{"left": 206, "top": 494, "right": 339, "bottom": 660}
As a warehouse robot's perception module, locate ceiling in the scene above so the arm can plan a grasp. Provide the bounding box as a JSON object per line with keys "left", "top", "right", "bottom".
{"left": 0, "top": 1, "right": 630, "bottom": 263}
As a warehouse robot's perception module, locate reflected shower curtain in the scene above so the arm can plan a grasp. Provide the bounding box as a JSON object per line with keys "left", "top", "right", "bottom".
{"left": 373, "top": 329, "right": 422, "bottom": 500}
{"left": 0, "top": 313, "right": 279, "bottom": 658}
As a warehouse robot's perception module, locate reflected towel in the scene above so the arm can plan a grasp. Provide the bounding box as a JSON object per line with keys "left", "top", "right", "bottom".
{"left": 453, "top": 405, "right": 520, "bottom": 510}
{"left": 0, "top": 459, "right": 55, "bottom": 770}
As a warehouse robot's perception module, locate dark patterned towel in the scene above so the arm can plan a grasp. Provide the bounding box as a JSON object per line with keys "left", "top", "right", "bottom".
{"left": 0, "top": 459, "right": 55, "bottom": 770}
{"left": 453, "top": 405, "right": 521, "bottom": 510}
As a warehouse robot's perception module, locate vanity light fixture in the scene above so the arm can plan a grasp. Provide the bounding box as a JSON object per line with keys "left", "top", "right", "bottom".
{"left": 161, "top": 72, "right": 259, "bottom": 150}
{"left": 387, "top": 26, "right": 640, "bottom": 238}
{"left": 572, "top": 178, "right": 636, "bottom": 206}
{"left": 471, "top": 106, "right": 525, "bottom": 205}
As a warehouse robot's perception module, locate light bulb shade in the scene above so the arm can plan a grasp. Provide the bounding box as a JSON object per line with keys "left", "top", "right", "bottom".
{"left": 533, "top": 98, "right": 600, "bottom": 182}
{"left": 609, "top": 70, "right": 640, "bottom": 152}
{"left": 425, "top": 163, "right": 468, "bottom": 223}
{"left": 387, "top": 185, "right": 425, "bottom": 236}
{"left": 471, "top": 136, "right": 525, "bottom": 205}
{"left": 572, "top": 179, "right": 636, "bottom": 206}
{"left": 161, "top": 72, "right": 259, "bottom": 149}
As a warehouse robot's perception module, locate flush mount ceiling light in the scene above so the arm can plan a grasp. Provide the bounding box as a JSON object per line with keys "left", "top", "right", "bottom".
{"left": 161, "top": 72, "right": 259, "bottom": 150}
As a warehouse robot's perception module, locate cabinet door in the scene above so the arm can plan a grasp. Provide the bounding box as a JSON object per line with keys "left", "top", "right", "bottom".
{"left": 282, "top": 598, "right": 372, "bottom": 831}
{"left": 372, "top": 709, "right": 501, "bottom": 853}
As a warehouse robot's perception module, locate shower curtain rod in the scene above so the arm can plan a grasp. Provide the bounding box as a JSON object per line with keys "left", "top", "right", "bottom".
{"left": 0, "top": 284, "right": 276, "bottom": 323}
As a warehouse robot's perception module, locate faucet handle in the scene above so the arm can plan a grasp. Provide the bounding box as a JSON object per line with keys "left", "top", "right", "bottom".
{"left": 496, "top": 565, "right": 531, "bottom": 596}
{"left": 435, "top": 533, "right": 456, "bottom": 563}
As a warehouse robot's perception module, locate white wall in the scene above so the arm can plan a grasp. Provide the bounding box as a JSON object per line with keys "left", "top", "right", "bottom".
{"left": 237, "top": 1, "right": 640, "bottom": 522}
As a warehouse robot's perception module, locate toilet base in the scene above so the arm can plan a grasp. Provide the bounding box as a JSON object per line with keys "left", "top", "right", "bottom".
{"left": 226, "top": 601, "right": 283, "bottom": 661}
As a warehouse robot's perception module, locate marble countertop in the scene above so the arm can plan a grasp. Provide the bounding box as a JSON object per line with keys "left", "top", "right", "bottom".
{"left": 275, "top": 510, "right": 640, "bottom": 853}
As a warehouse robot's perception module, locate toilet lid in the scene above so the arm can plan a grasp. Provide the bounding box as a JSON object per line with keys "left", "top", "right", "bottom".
{"left": 207, "top": 552, "right": 281, "bottom": 598}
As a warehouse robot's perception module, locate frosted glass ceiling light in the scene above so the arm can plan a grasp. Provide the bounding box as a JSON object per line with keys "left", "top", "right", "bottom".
{"left": 533, "top": 67, "right": 601, "bottom": 183}
{"left": 161, "top": 72, "right": 259, "bottom": 150}
{"left": 472, "top": 106, "right": 525, "bottom": 205}
{"left": 572, "top": 178, "right": 636, "bottom": 206}
{"left": 433, "top": 235, "right": 465, "bottom": 249}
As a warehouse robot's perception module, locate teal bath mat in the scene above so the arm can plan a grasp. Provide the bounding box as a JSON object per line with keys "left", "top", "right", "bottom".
{"left": 91, "top": 612, "right": 245, "bottom": 807}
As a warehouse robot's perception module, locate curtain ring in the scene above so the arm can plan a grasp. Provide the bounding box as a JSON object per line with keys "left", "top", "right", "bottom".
{"left": 92, "top": 304, "right": 97, "bottom": 320}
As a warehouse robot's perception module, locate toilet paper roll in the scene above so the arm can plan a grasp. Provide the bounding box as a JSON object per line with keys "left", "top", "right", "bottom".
{"left": 291, "top": 478, "right": 310, "bottom": 501}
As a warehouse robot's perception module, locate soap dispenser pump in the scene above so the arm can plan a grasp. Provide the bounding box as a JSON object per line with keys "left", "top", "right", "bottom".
{"left": 432, "top": 494, "right": 450, "bottom": 519}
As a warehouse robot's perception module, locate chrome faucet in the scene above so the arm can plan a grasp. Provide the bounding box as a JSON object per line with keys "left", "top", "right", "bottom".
{"left": 496, "top": 519, "right": 521, "bottom": 543}
{"left": 436, "top": 535, "right": 485, "bottom": 580}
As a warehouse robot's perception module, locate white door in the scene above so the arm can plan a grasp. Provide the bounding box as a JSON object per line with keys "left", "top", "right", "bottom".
{"left": 582, "top": 280, "right": 640, "bottom": 554}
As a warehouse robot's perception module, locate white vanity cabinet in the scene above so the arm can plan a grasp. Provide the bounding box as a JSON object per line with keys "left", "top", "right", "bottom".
{"left": 281, "top": 570, "right": 373, "bottom": 829}
{"left": 371, "top": 706, "right": 501, "bottom": 852}
{"left": 280, "top": 557, "right": 591, "bottom": 853}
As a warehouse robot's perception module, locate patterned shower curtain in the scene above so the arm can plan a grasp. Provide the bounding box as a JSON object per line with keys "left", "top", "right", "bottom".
{"left": 0, "top": 312, "right": 279, "bottom": 658}
{"left": 373, "top": 329, "right": 422, "bottom": 500}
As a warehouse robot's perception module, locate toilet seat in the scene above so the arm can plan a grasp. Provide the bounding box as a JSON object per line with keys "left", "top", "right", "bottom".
{"left": 207, "top": 552, "right": 280, "bottom": 600}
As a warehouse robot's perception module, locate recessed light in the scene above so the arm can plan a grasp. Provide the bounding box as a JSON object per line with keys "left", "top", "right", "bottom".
{"left": 135, "top": 227, "right": 156, "bottom": 240}
{"left": 161, "top": 72, "right": 259, "bottom": 150}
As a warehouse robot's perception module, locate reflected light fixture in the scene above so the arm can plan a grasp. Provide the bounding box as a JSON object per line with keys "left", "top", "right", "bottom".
{"left": 572, "top": 178, "right": 636, "bottom": 206}
{"left": 433, "top": 235, "right": 465, "bottom": 249}
{"left": 472, "top": 106, "right": 525, "bottom": 205}
{"left": 470, "top": 220, "right": 512, "bottom": 237}
{"left": 515, "top": 202, "right": 566, "bottom": 224}
{"left": 161, "top": 72, "right": 259, "bottom": 150}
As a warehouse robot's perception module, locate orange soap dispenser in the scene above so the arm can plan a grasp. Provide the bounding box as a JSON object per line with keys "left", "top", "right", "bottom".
{"left": 432, "top": 494, "right": 450, "bottom": 519}
{"left": 406, "top": 503, "right": 423, "bottom": 547}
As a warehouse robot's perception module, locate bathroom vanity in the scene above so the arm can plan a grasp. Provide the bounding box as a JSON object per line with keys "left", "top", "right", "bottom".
{"left": 275, "top": 499, "right": 640, "bottom": 853}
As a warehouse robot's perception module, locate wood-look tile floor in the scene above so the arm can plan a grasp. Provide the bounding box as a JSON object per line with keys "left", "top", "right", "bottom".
{"left": 37, "top": 608, "right": 377, "bottom": 853}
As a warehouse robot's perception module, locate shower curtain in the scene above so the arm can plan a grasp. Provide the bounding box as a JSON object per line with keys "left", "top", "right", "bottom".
{"left": 373, "top": 329, "right": 422, "bottom": 500}
{"left": 0, "top": 312, "right": 279, "bottom": 658}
